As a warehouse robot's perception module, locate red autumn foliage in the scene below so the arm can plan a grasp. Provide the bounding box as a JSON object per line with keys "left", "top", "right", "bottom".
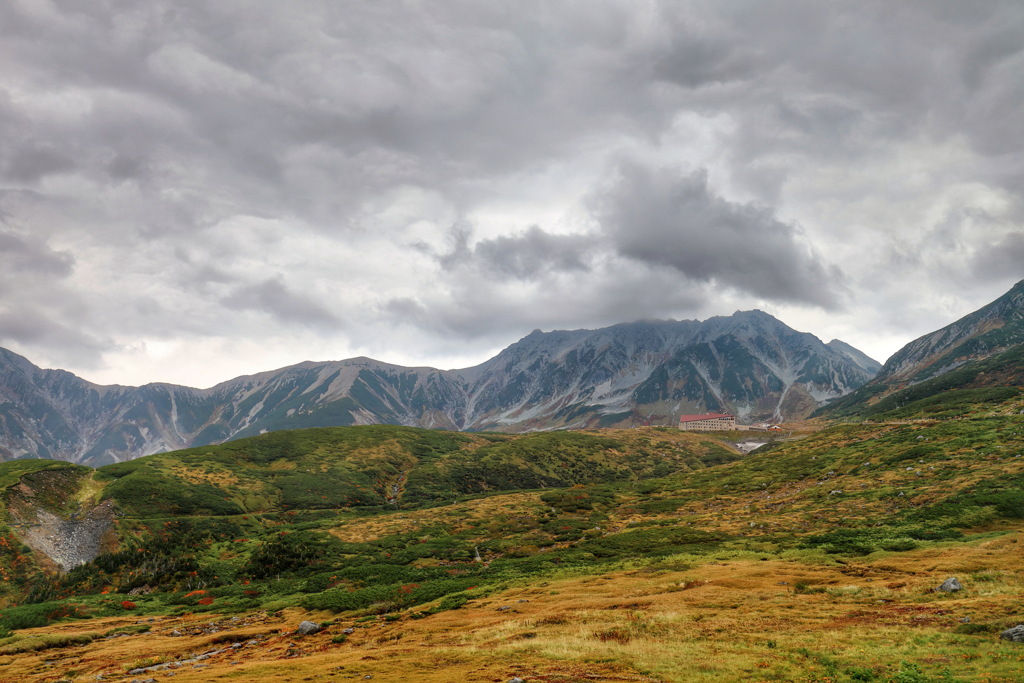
{"left": 121, "top": 600, "right": 136, "bottom": 610}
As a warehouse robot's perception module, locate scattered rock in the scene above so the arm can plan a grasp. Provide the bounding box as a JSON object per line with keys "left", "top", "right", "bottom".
{"left": 128, "top": 584, "right": 153, "bottom": 596}
{"left": 12, "top": 499, "right": 118, "bottom": 571}
{"left": 297, "top": 620, "right": 321, "bottom": 635}
{"left": 959, "top": 617, "right": 971, "bottom": 623}
{"left": 1000, "top": 625, "right": 1024, "bottom": 643}
{"left": 936, "top": 577, "right": 963, "bottom": 592}
{"left": 342, "top": 628, "right": 355, "bottom": 635}
{"left": 509, "top": 678, "right": 526, "bottom": 683}
{"left": 497, "top": 606, "right": 512, "bottom": 612}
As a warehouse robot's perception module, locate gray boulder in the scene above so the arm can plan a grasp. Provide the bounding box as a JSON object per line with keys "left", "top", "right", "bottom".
{"left": 1001, "top": 625, "right": 1024, "bottom": 643}
{"left": 936, "top": 577, "right": 962, "bottom": 592}
{"left": 296, "top": 620, "right": 321, "bottom": 635}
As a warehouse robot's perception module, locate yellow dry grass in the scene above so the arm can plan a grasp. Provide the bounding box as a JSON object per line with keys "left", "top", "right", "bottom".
{"left": 329, "top": 491, "right": 543, "bottom": 543}
{"left": 5, "top": 526, "right": 1023, "bottom": 682}
{"left": 69, "top": 472, "right": 107, "bottom": 507}
{"left": 171, "top": 465, "right": 240, "bottom": 487}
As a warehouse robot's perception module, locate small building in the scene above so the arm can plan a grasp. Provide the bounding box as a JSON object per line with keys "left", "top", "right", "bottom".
{"left": 678, "top": 413, "right": 736, "bottom": 432}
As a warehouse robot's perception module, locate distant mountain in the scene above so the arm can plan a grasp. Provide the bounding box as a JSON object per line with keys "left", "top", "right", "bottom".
{"left": 0, "top": 311, "right": 879, "bottom": 465}
{"left": 819, "top": 279, "right": 1024, "bottom": 418}
{"left": 826, "top": 339, "right": 883, "bottom": 375}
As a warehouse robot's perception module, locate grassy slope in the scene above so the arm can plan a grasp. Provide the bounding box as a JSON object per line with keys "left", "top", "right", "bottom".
{"left": 1, "top": 407, "right": 1024, "bottom": 681}
{"left": 92, "top": 425, "right": 740, "bottom": 516}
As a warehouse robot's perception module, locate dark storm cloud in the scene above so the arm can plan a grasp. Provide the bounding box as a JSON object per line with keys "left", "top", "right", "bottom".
{"left": 222, "top": 276, "right": 340, "bottom": 328}
{"left": 594, "top": 160, "right": 844, "bottom": 308}
{"left": 0, "top": 310, "right": 110, "bottom": 367}
{"left": 476, "top": 227, "right": 592, "bottom": 279}
{"left": 3, "top": 144, "right": 78, "bottom": 184}
{"left": 404, "top": 218, "right": 707, "bottom": 342}
{"left": 0, "top": 228, "right": 74, "bottom": 277}
{"left": 971, "top": 232, "right": 1024, "bottom": 282}
{"left": 0, "top": 224, "right": 109, "bottom": 367}
{"left": 439, "top": 224, "right": 592, "bottom": 280}
{"left": 383, "top": 262, "right": 705, "bottom": 344}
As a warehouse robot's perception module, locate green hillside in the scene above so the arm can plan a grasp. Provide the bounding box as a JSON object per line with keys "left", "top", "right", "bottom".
{"left": 1, "top": 406, "right": 1021, "bottom": 609}
{"left": 1, "top": 405, "right": 1023, "bottom": 680}
{"left": 93, "top": 425, "right": 738, "bottom": 517}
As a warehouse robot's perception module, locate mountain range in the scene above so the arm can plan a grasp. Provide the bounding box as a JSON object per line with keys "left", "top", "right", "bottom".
{"left": 2, "top": 283, "right": 1024, "bottom": 683}
{"left": 820, "top": 279, "right": 1024, "bottom": 417}
{"left": 0, "top": 310, "right": 880, "bottom": 466}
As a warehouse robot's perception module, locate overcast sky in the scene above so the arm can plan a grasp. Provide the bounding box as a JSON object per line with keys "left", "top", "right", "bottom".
{"left": 1, "top": 1, "right": 1022, "bottom": 388}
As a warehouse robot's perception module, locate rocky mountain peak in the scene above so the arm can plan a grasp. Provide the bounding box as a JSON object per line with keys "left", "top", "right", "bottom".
{"left": 877, "top": 279, "right": 1024, "bottom": 385}
{"left": 0, "top": 310, "right": 879, "bottom": 465}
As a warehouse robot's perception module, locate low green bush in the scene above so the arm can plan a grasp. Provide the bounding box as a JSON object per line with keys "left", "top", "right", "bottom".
{"left": 0, "top": 601, "right": 86, "bottom": 632}
{"left": 954, "top": 623, "right": 1000, "bottom": 635}
{"left": 582, "top": 527, "right": 724, "bottom": 558}
{"left": 301, "top": 578, "right": 477, "bottom": 613}
{"left": 0, "top": 632, "right": 99, "bottom": 654}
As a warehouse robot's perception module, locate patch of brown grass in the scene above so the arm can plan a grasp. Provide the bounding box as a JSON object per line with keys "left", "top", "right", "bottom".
{"left": 3, "top": 538, "right": 1024, "bottom": 682}
{"left": 171, "top": 465, "right": 240, "bottom": 487}
{"left": 329, "top": 491, "right": 543, "bottom": 542}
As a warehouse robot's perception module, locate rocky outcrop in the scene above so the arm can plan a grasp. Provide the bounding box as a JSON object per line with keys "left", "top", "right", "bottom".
{"left": 296, "top": 620, "right": 321, "bottom": 635}
{"left": 1001, "top": 625, "right": 1024, "bottom": 643}
{"left": 15, "top": 501, "right": 117, "bottom": 571}
{"left": 3, "top": 466, "right": 117, "bottom": 571}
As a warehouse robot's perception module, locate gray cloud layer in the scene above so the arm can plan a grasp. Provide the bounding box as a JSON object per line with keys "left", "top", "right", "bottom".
{"left": 596, "top": 162, "right": 843, "bottom": 308}
{"left": 0, "top": 1, "right": 1021, "bottom": 385}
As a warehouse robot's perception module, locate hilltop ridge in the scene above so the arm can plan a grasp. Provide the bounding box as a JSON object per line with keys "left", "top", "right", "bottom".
{"left": 820, "top": 279, "right": 1024, "bottom": 418}
{"left": 0, "top": 311, "right": 877, "bottom": 465}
